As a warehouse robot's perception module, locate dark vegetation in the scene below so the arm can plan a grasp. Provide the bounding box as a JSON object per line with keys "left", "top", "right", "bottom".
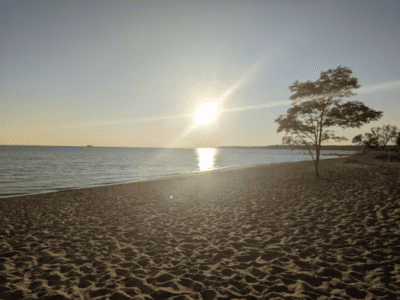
{"left": 275, "top": 66, "right": 383, "bottom": 177}
{"left": 219, "top": 145, "right": 367, "bottom": 151}
{"left": 350, "top": 125, "right": 400, "bottom": 162}
{"left": 353, "top": 148, "right": 399, "bottom": 159}
{"left": 352, "top": 125, "right": 399, "bottom": 151}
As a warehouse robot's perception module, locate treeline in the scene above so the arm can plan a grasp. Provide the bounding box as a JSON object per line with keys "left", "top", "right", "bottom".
{"left": 266, "top": 145, "right": 367, "bottom": 151}
{"left": 218, "top": 145, "right": 369, "bottom": 151}
{"left": 352, "top": 125, "right": 400, "bottom": 151}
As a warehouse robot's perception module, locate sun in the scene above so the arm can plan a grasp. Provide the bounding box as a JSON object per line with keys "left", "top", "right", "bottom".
{"left": 195, "top": 102, "right": 219, "bottom": 125}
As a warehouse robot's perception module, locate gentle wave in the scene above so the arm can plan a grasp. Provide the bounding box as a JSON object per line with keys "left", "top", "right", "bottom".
{"left": 0, "top": 146, "right": 357, "bottom": 198}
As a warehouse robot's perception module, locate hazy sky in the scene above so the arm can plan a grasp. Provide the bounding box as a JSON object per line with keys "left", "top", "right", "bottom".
{"left": 1, "top": 0, "right": 399, "bottom": 148}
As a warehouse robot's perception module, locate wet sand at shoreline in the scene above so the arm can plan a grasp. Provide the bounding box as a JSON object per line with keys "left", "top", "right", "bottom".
{"left": 1, "top": 158, "right": 399, "bottom": 299}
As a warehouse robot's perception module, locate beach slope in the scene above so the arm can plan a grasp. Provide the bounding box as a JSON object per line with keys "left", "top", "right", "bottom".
{"left": 1, "top": 158, "right": 399, "bottom": 299}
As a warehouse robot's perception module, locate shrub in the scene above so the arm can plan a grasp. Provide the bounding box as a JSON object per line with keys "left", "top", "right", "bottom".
{"left": 396, "top": 133, "right": 400, "bottom": 148}
{"left": 367, "top": 151, "right": 399, "bottom": 160}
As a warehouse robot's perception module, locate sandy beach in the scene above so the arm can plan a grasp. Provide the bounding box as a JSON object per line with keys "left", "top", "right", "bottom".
{"left": 1, "top": 157, "right": 399, "bottom": 300}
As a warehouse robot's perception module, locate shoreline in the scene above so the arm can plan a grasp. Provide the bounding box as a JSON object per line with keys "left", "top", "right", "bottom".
{"left": 1, "top": 157, "right": 399, "bottom": 299}
{"left": 0, "top": 156, "right": 344, "bottom": 200}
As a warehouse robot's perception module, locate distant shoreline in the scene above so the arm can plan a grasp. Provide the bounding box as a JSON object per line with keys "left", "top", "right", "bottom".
{"left": 218, "top": 145, "right": 398, "bottom": 151}
{"left": 1, "top": 144, "right": 397, "bottom": 151}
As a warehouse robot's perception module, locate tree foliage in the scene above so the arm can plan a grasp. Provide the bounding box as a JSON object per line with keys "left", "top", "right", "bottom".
{"left": 352, "top": 125, "right": 399, "bottom": 150}
{"left": 275, "top": 66, "right": 383, "bottom": 178}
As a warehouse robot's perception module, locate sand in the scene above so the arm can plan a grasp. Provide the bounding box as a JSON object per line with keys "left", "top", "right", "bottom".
{"left": 0, "top": 158, "right": 399, "bottom": 300}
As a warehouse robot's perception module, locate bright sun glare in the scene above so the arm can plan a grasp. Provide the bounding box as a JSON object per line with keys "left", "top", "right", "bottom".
{"left": 195, "top": 102, "right": 218, "bottom": 125}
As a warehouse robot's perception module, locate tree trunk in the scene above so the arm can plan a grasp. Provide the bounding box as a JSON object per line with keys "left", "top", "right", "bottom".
{"left": 315, "top": 146, "right": 320, "bottom": 178}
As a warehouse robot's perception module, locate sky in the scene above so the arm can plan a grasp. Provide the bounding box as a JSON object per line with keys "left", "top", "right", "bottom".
{"left": 1, "top": 0, "right": 399, "bottom": 148}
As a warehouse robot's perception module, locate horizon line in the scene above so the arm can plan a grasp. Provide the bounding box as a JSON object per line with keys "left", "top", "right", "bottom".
{"left": 0, "top": 144, "right": 372, "bottom": 148}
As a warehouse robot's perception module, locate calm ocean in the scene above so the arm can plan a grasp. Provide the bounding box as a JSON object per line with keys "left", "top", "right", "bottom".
{"left": 0, "top": 146, "right": 356, "bottom": 198}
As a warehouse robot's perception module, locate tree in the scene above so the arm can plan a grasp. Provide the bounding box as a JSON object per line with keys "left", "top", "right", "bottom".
{"left": 352, "top": 133, "right": 380, "bottom": 150}
{"left": 352, "top": 125, "right": 399, "bottom": 150}
{"left": 275, "top": 66, "right": 383, "bottom": 178}
{"left": 396, "top": 132, "right": 400, "bottom": 149}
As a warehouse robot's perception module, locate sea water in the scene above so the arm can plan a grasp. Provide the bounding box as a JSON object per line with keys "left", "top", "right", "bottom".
{"left": 0, "top": 146, "right": 356, "bottom": 198}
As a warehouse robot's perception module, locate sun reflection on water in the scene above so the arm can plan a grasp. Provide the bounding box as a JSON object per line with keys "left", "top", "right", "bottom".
{"left": 196, "top": 148, "right": 218, "bottom": 171}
